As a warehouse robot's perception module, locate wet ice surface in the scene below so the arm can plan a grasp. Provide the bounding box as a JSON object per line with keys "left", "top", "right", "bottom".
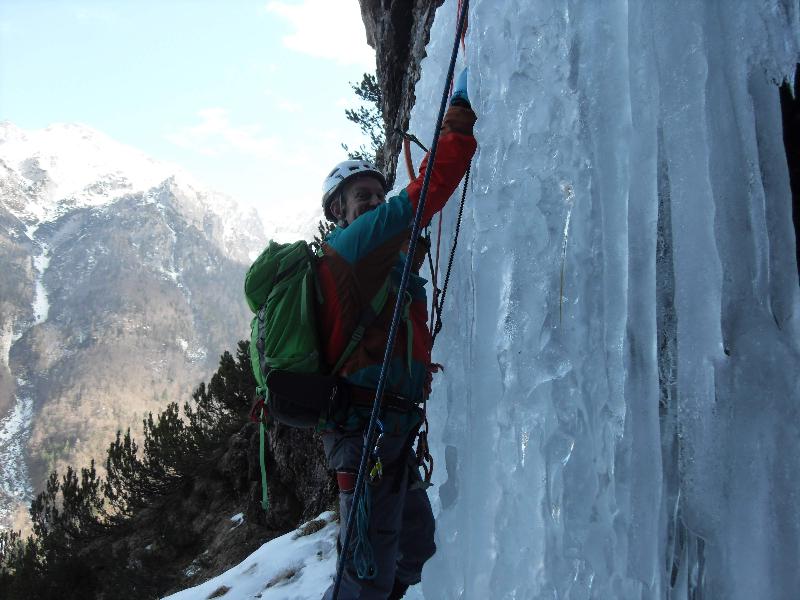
{"left": 399, "top": 0, "right": 800, "bottom": 598}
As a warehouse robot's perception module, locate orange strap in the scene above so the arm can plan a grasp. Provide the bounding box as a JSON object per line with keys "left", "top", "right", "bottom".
{"left": 403, "top": 136, "right": 415, "bottom": 181}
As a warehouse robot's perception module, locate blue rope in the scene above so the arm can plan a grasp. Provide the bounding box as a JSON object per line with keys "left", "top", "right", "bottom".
{"left": 353, "top": 419, "right": 384, "bottom": 580}
{"left": 353, "top": 484, "right": 376, "bottom": 579}
{"left": 331, "top": 2, "right": 471, "bottom": 597}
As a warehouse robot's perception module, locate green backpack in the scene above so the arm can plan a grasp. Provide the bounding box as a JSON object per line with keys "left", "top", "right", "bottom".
{"left": 244, "top": 239, "right": 391, "bottom": 508}
{"left": 245, "top": 240, "right": 323, "bottom": 400}
{"left": 245, "top": 239, "right": 391, "bottom": 424}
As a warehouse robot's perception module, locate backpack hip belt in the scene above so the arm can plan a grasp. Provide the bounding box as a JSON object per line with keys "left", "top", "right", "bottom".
{"left": 347, "top": 385, "right": 418, "bottom": 414}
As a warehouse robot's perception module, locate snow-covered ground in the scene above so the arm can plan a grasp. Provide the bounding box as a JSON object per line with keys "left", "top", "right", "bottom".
{"left": 162, "top": 513, "right": 340, "bottom": 600}
{"left": 161, "top": 510, "right": 427, "bottom": 600}
{"left": 0, "top": 322, "right": 14, "bottom": 374}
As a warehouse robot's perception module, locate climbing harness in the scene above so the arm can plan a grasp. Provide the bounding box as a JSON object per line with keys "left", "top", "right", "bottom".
{"left": 331, "top": 1, "right": 471, "bottom": 597}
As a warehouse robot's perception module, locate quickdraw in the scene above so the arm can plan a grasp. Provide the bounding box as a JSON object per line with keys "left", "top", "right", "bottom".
{"left": 368, "top": 419, "right": 385, "bottom": 484}
{"left": 415, "top": 419, "right": 434, "bottom": 486}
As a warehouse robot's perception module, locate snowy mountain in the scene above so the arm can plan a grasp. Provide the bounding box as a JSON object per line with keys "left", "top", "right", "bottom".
{"left": 0, "top": 121, "right": 172, "bottom": 215}
{"left": 0, "top": 122, "right": 269, "bottom": 530}
{"left": 0, "top": 121, "right": 264, "bottom": 263}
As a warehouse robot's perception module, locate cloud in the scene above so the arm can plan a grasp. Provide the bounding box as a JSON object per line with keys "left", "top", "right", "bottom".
{"left": 165, "top": 108, "right": 278, "bottom": 159}
{"left": 263, "top": 88, "right": 303, "bottom": 113}
{"left": 265, "top": 0, "right": 375, "bottom": 68}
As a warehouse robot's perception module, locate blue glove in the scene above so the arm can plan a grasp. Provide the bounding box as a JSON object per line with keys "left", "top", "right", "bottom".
{"left": 450, "top": 67, "right": 469, "bottom": 105}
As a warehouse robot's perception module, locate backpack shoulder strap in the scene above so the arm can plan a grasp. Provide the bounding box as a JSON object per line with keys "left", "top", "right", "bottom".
{"left": 330, "top": 276, "right": 392, "bottom": 375}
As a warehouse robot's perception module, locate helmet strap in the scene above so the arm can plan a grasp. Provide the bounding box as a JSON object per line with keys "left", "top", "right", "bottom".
{"left": 336, "top": 194, "right": 348, "bottom": 228}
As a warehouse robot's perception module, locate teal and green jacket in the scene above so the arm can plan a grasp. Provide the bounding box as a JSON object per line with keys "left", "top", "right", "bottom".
{"left": 317, "top": 104, "right": 477, "bottom": 432}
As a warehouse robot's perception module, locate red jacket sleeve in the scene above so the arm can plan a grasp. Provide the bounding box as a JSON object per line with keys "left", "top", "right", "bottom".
{"left": 405, "top": 104, "right": 477, "bottom": 227}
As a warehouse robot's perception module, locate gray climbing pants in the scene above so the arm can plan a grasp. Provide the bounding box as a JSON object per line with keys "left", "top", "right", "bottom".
{"left": 321, "top": 430, "right": 436, "bottom": 600}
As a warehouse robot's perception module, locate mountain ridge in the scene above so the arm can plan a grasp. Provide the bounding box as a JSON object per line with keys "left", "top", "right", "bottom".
{"left": 0, "top": 122, "right": 271, "bottom": 530}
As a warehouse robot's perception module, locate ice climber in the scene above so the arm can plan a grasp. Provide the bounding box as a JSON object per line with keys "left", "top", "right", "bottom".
{"left": 317, "top": 68, "right": 476, "bottom": 600}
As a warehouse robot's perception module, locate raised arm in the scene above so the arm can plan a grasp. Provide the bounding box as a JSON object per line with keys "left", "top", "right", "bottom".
{"left": 405, "top": 102, "right": 477, "bottom": 227}
{"left": 328, "top": 101, "right": 477, "bottom": 267}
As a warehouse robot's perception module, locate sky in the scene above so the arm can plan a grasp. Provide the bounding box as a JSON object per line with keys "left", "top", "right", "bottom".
{"left": 0, "top": 0, "right": 377, "bottom": 226}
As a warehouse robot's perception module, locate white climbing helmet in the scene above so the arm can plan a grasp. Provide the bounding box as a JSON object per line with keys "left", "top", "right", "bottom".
{"left": 322, "top": 159, "right": 387, "bottom": 222}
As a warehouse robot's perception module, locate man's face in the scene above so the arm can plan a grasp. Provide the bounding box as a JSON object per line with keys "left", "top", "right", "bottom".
{"left": 336, "top": 176, "right": 386, "bottom": 225}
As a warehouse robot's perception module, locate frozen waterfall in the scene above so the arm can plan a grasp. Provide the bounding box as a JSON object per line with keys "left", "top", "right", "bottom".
{"left": 398, "top": 1, "right": 800, "bottom": 598}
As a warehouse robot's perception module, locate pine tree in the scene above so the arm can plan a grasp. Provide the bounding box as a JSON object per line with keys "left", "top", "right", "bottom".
{"left": 184, "top": 342, "right": 254, "bottom": 450}
{"left": 342, "top": 73, "right": 386, "bottom": 172}
{"left": 1, "top": 342, "right": 259, "bottom": 597}
{"left": 0, "top": 529, "right": 22, "bottom": 581}
{"left": 104, "top": 428, "right": 147, "bottom": 519}
{"left": 139, "top": 404, "right": 189, "bottom": 490}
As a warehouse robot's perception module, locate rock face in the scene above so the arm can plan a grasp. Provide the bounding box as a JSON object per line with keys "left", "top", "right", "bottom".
{"left": 358, "top": 0, "right": 444, "bottom": 188}
{"left": 259, "top": 421, "right": 338, "bottom": 531}
{"left": 0, "top": 122, "right": 267, "bottom": 528}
